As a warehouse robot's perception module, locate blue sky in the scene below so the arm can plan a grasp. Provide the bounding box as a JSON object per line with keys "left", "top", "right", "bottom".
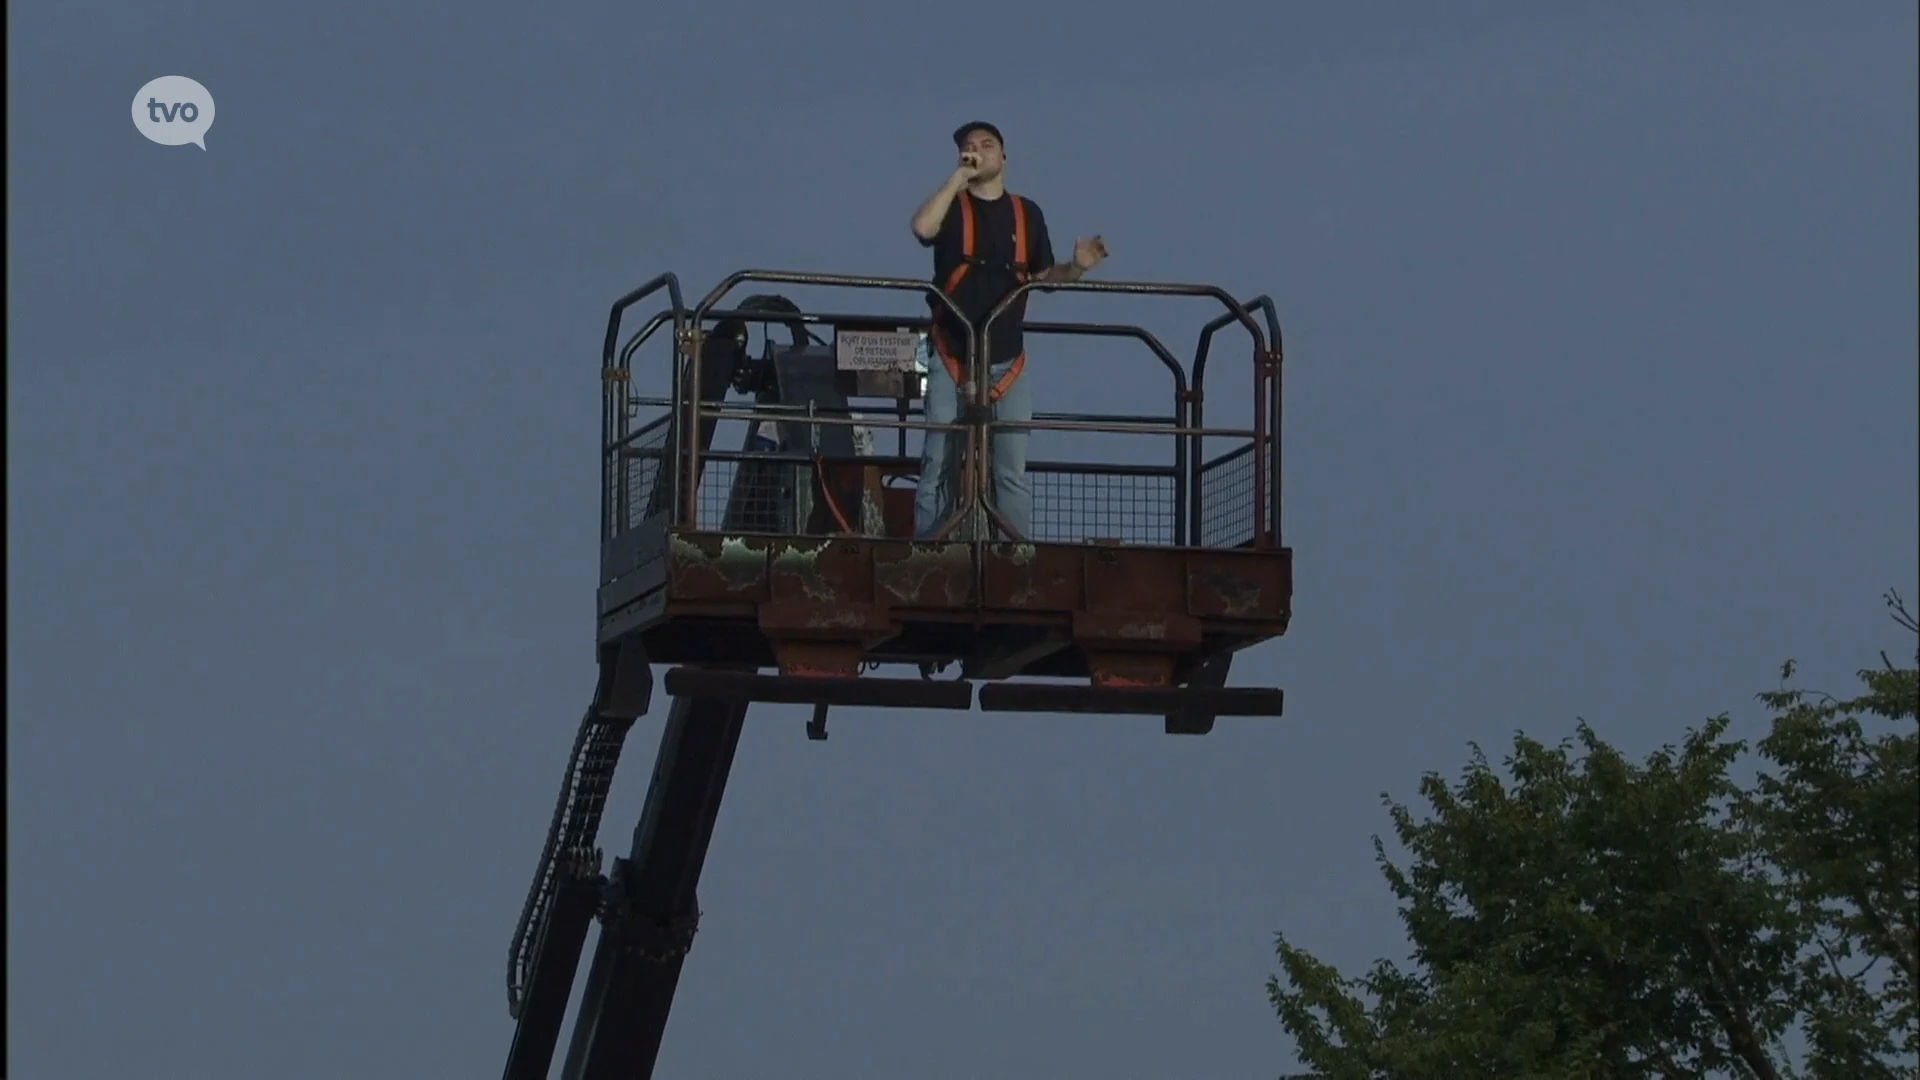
{"left": 8, "top": 3, "right": 1916, "bottom": 1077}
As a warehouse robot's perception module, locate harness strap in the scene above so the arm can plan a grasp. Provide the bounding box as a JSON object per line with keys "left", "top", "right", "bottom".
{"left": 932, "top": 326, "right": 1026, "bottom": 404}
{"left": 936, "top": 191, "right": 1030, "bottom": 404}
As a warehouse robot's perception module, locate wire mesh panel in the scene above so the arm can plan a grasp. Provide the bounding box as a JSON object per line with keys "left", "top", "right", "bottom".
{"left": 1028, "top": 465, "right": 1177, "bottom": 545}
{"left": 1196, "top": 443, "right": 1271, "bottom": 548}
{"left": 693, "top": 456, "right": 793, "bottom": 533}
{"left": 610, "top": 419, "right": 672, "bottom": 536}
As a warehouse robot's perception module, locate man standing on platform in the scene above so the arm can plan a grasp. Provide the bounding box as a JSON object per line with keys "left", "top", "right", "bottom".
{"left": 909, "top": 120, "right": 1109, "bottom": 540}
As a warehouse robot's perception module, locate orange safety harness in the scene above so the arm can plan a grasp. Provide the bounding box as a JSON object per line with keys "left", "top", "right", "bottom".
{"left": 931, "top": 190, "right": 1031, "bottom": 403}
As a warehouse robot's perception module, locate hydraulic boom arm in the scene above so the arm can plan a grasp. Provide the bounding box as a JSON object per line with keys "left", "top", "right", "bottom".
{"left": 557, "top": 692, "right": 748, "bottom": 1078}
{"left": 502, "top": 656, "right": 749, "bottom": 1080}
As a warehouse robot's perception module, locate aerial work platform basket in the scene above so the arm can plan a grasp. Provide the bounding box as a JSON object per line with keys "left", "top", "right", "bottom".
{"left": 502, "top": 267, "right": 1293, "bottom": 1080}
{"left": 595, "top": 268, "right": 1291, "bottom": 735}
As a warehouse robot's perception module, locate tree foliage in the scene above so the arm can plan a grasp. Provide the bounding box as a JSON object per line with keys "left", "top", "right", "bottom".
{"left": 1270, "top": 593, "right": 1919, "bottom": 1079}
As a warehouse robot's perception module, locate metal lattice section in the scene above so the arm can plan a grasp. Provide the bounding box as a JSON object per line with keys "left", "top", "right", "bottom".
{"left": 693, "top": 458, "right": 807, "bottom": 534}
{"left": 506, "top": 710, "right": 634, "bottom": 1017}
{"left": 1028, "top": 467, "right": 1176, "bottom": 545}
{"left": 613, "top": 421, "right": 671, "bottom": 533}
{"left": 1197, "top": 444, "right": 1268, "bottom": 547}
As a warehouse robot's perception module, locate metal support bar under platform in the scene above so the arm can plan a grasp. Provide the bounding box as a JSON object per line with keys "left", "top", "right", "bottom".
{"left": 662, "top": 669, "right": 974, "bottom": 711}
{"left": 976, "top": 682, "right": 1285, "bottom": 718}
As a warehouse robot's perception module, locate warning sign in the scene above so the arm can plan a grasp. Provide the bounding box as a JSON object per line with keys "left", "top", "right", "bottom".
{"left": 834, "top": 328, "right": 921, "bottom": 371}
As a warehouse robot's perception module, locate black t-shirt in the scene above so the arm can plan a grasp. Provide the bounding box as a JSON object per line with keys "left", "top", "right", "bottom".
{"left": 921, "top": 191, "right": 1055, "bottom": 367}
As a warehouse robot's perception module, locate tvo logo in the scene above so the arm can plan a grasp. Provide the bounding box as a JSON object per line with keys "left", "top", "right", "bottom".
{"left": 132, "top": 76, "right": 215, "bottom": 149}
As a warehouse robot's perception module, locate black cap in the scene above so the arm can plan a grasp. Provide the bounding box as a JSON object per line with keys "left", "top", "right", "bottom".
{"left": 952, "top": 121, "right": 1003, "bottom": 148}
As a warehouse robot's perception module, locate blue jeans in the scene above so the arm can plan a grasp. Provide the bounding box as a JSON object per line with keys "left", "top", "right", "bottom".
{"left": 914, "top": 356, "right": 1032, "bottom": 540}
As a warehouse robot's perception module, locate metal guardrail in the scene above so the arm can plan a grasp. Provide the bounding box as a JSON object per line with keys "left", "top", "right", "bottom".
{"left": 597, "top": 269, "right": 1282, "bottom": 566}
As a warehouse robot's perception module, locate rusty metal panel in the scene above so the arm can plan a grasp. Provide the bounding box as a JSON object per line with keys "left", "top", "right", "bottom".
{"left": 871, "top": 541, "right": 976, "bottom": 609}
{"left": 981, "top": 543, "right": 1083, "bottom": 611}
{"left": 766, "top": 639, "right": 868, "bottom": 679}
{"left": 667, "top": 531, "right": 770, "bottom": 602}
{"left": 1185, "top": 549, "right": 1293, "bottom": 621}
{"left": 758, "top": 600, "right": 893, "bottom": 641}
{"left": 1083, "top": 651, "right": 1179, "bottom": 688}
{"left": 766, "top": 537, "right": 875, "bottom": 606}
{"left": 1084, "top": 546, "right": 1186, "bottom": 612}
{"left": 1070, "top": 610, "right": 1203, "bottom": 652}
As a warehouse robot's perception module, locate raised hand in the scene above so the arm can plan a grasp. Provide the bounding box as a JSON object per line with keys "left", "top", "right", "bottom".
{"left": 1072, "top": 235, "right": 1109, "bottom": 271}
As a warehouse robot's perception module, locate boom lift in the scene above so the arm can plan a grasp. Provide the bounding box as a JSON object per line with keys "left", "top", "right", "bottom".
{"left": 501, "top": 269, "right": 1292, "bottom": 1079}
